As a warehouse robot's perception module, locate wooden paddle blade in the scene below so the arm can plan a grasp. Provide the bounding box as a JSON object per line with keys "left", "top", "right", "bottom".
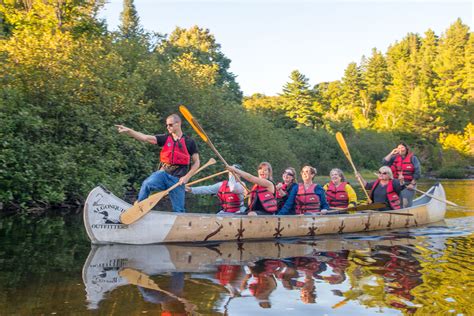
{"left": 119, "top": 268, "right": 160, "bottom": 290}
{"left": 179, "top": 105, "right": 209, "bottom": 142}
{"left": 336, "top": 132, "right": 352, "bottom": 160}
{"left": 120, "top": 191, "right": 168, "bottom": 225}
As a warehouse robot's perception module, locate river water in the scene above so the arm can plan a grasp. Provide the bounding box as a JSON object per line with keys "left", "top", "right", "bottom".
{"left": 0, "top": 180, "right": 473, "bottom": 315}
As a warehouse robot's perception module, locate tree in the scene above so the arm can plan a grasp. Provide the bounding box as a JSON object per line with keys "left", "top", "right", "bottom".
{"left": 433, "top": 19, "right": 471, "bottom": 134}
{"left": 158, "top": 26, "right": 242, "bottom": 102}
{"left": 119, "top": 0, "right": 143, "bottom": 38}
{"left": 280, "top": 70, "right": 320, "bottom": 128}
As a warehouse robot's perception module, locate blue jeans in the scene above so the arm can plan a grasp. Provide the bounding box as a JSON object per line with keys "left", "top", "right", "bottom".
{"left": 137, "top": 171, "right": 185, "bottom": 212}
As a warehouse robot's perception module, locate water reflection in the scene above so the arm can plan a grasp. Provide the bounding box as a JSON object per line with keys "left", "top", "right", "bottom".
{"left": 83, "top": 231, "right": 465, "bottom": 314}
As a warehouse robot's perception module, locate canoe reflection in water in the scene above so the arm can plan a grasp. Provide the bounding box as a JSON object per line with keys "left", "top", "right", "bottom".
{"left": 82, "top": 237, "right": 425, "bottom": 313}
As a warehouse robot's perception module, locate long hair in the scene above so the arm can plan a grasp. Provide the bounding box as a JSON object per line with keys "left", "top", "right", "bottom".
{"left": 258, "top": 162, "right": 273, "bottom": 181}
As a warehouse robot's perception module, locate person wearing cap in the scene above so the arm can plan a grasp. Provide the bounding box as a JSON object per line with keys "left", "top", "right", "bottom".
{"left": 382, "top": 142, "right": 421, "bottom": 207}
{"left": 185, "top": 164, "right": 246, "bottom": 214}
{"left": 116, "top": 114, "right": 200, "bottom": 213}
{"left": 277, "top": 165, "right": 329, "bottom": 215}
{"left": 323, "top": 168, "right": 357, "bottom": 209}
{"left": 275, "top": 167, "right": 298, "bottom": 209}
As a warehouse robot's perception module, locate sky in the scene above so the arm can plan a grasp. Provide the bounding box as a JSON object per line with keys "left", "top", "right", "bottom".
{"left": 99, "top": 1, "right": 473, "bottom": 96}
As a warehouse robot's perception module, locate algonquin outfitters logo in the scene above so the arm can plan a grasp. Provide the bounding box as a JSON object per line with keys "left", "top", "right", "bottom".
{"left": 92, "top": 203, "right": 127, "bottom": 229}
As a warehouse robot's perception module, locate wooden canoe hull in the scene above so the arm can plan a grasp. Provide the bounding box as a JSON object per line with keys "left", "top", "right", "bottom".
{"left": 83, "top": 183, "right": 446, "bottom": 244}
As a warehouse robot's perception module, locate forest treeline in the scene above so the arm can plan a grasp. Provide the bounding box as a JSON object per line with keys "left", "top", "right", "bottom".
{"left": 0, "top": 1, "right": 472, "bottom": 211}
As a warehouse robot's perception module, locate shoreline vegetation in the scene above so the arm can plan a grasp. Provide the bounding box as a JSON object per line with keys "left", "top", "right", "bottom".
{"left": 0, "top": 2, "right": 472, "bottom": 214}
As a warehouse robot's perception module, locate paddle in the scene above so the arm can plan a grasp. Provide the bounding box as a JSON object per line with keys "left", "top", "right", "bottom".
{"left": 119, "top": 268, "right": 197, "bottom": 314}
{"left": 325, "top": 202, "right": 412, "bottom": 216}
{"left": 179, "top": 105, "right": 250, "bottom": 194}
{"left": 187, "top": 170, "right": 229, "bottom": 186}
{"left": 414, "top": 188, "right": 465, "bottom": 208}
{"left": 335, "top": 132, "right": 372, "bottom": 203}
{"left": 120, "top": 158, "right": 217, "bottom": 225}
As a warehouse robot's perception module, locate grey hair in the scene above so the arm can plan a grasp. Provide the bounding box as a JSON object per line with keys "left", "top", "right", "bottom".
{"left": 330, "top": 168, "right": 346, "bottom": 182}
{"left": 378, "top": 166, "right": 394, "bottom": 179}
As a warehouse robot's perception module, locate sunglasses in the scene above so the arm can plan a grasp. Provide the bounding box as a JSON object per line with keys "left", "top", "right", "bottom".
{"left": 284, "top": 171, "right": 294, "bottom": 176}
{"left": 378, "top": 171, "right": 388, "bottom": 175}
{"left": 166, "top": 123, "right": 176, "bottom": 127}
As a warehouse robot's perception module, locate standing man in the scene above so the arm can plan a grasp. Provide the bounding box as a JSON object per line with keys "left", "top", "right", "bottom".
{"left": 382, "top": 142, "right": 421, "bottom": 208}
{"left": 115, "top": 114, "right": 200, "bottom": 212}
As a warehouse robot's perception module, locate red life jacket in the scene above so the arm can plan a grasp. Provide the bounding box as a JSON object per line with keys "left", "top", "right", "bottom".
{"left": 370, "top": 180, "right": 401, "bottom": 210}
{"left": 249, "top": 184, "right": 278, "bottom": 213}
{"left": 217, "top": 180, "right": 242, "bottom": 213}
{"left": 295, "top": 183, "right": 321, "bottom": 214}
{"left": 216, "top": 265, "right": 241, "bottom": 286}
{"left": 325, "top": 182, "right": 349, "bottom": 208}
{"left": 159, "top": 135, "right": 190, "bottom": 165}
{"left": 390, "top": 153, "right": 415, "bottom": 181}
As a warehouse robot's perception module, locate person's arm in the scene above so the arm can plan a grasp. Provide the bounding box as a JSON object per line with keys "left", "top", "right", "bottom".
{"left": 115, "top": 125, "right": 157, "bottom": 144}
{"left": 355, "top": 172, "right": 369, "bottom": 189}
{"left": 393, "top": 179, "right": 406, "bottom": 194}
{"left": 412, "top": 155, "right": 421, "bottom": 181}
{"left": 228, "top": 174, "right": 245, "bottom": 194}
{"left": 178, "top": 153, "right": 200, "bottom": 185}
{"left": 345, "top": 184, "right": 357, "bottom": 207}
{"left": 315, "top": 185, "right": 329, "bottom": 211}
{"left": 277, "top": 184, "right": 297, "bottom": 215}
{"left": 227, "top": 166, "right": 274, "bottom": 193}
{"left": 188, "top": 182, "right": 222, "bottom": 195}
{"left": 382, "top": 148, "right": 398, "bottom": 165}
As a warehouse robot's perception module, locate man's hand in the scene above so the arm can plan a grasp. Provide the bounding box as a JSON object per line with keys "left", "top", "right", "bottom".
{"left": 407, "top": 183, "right": 415, "bottom": 191}
{"left": 115, "top": 124, "right": 131, "bottom": 134}
{"left": 178, "top": 175, "right": 191, "bottom": 186}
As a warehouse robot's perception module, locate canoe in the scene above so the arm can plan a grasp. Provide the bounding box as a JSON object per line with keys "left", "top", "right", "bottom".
{"left": 83, "top": 183, "right": 446, "bottom": 244}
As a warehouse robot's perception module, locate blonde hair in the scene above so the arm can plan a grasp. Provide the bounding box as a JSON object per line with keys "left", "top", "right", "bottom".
{"left": 378, "top": 166, "right": 394, "bottom": 179}
{"left": 258, "top": 162, "right": 273, "bottom": 180}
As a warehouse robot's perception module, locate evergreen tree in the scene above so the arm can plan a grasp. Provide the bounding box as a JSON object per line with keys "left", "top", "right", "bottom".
{"left": 119, "top": 0, "right": 142, "bottom": 38}
{"left": 433, "top": 19, "right": 471, "bottom": 134}
{"left": 280, "top": 70, "right": 320, "bottom": 128}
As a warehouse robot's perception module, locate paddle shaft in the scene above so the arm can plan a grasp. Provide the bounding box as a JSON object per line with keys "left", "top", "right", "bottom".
{"left": 187, "top": 170, "right": 229, "bottom": 186}
{"left": 180, "top": 105, "right": 250, "bottom": 193}
{"left": 414, "top": 188, "right": 460, "bottom": 207}
{"left": 336, "top": 132, "right": 372, "bottom": 203}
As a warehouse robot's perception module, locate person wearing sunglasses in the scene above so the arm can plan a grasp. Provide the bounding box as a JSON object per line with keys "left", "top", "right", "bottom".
{"left": 275, "top": 167, "right": 298, "bottom": 209}
{"left": 356, "top": 166, "right": 405, "bottom": 210}
{"left": 185, "top": 164, "right": 247, "bottom": 215}
{"left": 382, "top": 142, "right": 421, "bottom": 208}
{"left": 115, "top": 113, "right": 200, "bottom": 212}
{"left": 323, "top": 168, "right": 357, "bottom": 209}
{"left": 277, "top": 166, "right": 329, "bottom": 215}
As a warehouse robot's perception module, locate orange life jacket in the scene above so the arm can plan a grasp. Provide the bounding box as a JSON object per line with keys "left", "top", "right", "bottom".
{"left": 325, "top": 182, "right": 349, "bottom": 208}
{"left": 217, "top": 180, "right": 242, "bottom": 213}
{"left": 159, "top": 135, "right": 190, "bottom": 165}
{"left": 390, "top": 153, "right": 415, "bottom": 181}
{"left": 370, "top": 179, "right": 401, "bottom": 210}
{"left": 249, "top": 184, "right": 278, "bottom": 213}
{"left": 295, "top": 183, "right": 321, "bottom": 214}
